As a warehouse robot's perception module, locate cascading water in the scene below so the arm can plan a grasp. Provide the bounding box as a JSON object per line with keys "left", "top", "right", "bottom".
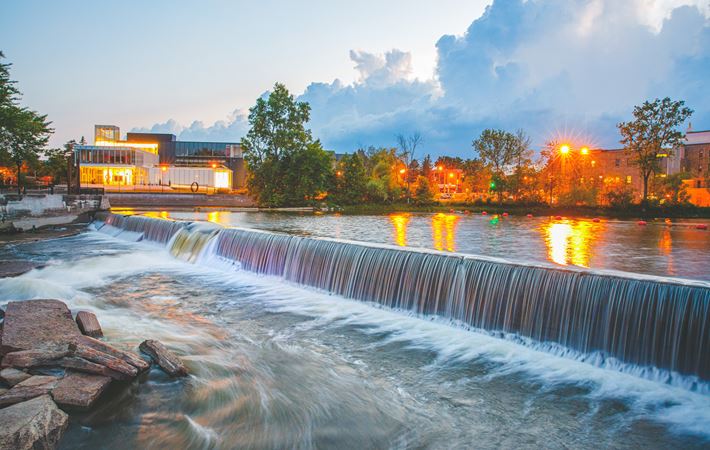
{"left": 94, "top": 212, "right": 710, "bottom": 382}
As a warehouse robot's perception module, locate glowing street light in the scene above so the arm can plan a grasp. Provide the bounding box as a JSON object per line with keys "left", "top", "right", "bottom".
{"left": 559, "top": 144, "right": 571, "bottom": 155}
{"left": 580, "top": 147, "right": 589, "bottom": 155}
{"left": 399, "top": 168, "right": 406, "bottom": 174}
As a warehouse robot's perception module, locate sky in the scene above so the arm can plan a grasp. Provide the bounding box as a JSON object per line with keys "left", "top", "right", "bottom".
{"left": 1, "top": 0, "right": 708, "bottom": 157}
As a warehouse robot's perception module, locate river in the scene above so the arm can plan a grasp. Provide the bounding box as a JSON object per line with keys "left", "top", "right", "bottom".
{"left": 0, "top": 211, "right": 708, "bottom": 449}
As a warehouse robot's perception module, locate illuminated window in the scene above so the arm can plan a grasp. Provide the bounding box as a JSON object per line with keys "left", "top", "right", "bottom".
{"left": 591, "top": 160, "right": 596, "bottom": 167}
{"left": 626, "top": 175, "right": 632, "bottom": 184}
{"left": 214, "top": 171, "right": 230, "bottom": 188}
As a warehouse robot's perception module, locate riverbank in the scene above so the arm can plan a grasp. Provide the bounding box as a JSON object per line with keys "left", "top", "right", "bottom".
{"left": 337, "top": 202, "right": 710, "bottom": 219}
{"left": 0, "top": 213, "right": 93, "bottom": 244}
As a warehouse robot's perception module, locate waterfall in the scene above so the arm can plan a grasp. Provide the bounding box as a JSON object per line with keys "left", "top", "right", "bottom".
{"left": 94, "top": 212, "right": 710, "bottom": 382}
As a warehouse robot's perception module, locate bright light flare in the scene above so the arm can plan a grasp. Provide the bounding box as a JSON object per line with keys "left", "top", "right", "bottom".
{"left": 559, "top": 144, "right": 571, "bottom": 155}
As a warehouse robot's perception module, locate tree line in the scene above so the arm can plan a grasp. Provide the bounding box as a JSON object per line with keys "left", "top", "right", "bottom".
{"left": 242, "top": 83, "right": 697, "bottom": 208}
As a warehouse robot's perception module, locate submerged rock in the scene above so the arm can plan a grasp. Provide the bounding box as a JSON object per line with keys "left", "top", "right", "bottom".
{"left": 139, "top": 340, "right": 188, "bottom": 377}
{"left": 0, "top": 260, "right": 42, "bottom": 279}
{"left": 0, "top": 395, "right": 68, "bottom": 450}
{"left": 75, "top": 311, "right": 103, "bottom": 338}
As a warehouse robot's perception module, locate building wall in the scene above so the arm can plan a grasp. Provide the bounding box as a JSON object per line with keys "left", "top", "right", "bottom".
{"left": 149, "top": 166, "right": 232, "bottom": 189}
{"left": 682, "top": 143, "right": 710, "bottom": 188}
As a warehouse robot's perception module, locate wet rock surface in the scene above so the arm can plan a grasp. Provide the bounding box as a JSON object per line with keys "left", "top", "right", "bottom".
{"left": 75, "top": 311, "right": 103, "bottom": 338}
{"left": 0, "top": 367, "right": 32, "bottom": 386}
{"left": 0, "top": 299, "right": 189, "bottom": 448}
{"left": 139, "top": 339, "right": 188, "bottom": 377}
{"left": 0, "top": 394, "right": 68, "bottom": 450}
{"left": 0, "top": 260, "right": 43, "bottom": 278}
{"left": 51, "top": 372, "right": 112, "bottom": 410}
{"left": 0, "top": 299, "right": 81, "bottom": 353}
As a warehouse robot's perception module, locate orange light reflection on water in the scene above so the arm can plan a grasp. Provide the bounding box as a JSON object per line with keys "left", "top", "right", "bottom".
{"left": 432, "top": 213, "right": 460, "bottom": 252}
{"left": 389, "top": 213, "right": 410, "bottom": 246}
{"left": 542, "top": 220, "right": 597, "bottom": 267}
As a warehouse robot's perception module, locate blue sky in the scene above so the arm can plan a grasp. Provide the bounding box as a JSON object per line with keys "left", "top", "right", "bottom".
{"left": 2, "top": 0, "right": 708, "bottom": 157}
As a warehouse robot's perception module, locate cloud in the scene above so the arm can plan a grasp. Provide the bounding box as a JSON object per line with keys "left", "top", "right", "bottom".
{"left": 139, "top": 0, "right": 709, "bottom": 157}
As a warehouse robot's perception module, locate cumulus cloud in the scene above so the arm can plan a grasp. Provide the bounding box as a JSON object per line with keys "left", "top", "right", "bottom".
{"left": 138, "top": 0, "right": 709, "bottom": 156}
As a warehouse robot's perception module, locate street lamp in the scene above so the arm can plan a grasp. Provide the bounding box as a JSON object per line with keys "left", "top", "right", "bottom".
{"left": 559, "top": 144, "right": 571, "bottom": 155}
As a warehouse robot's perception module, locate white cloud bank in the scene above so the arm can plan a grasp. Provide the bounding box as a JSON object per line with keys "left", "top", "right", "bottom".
{"left": 137, "top": 0, "right": 709, "bottom": 156}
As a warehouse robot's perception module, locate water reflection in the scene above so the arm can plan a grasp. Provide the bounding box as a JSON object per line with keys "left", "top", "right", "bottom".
{"left": 542, "top": 220, "right": 596, "bottom": 267}
{"left": 432, "top": 213, "right": 459, "bottom": 252}
{"left": 206, "top": 211, "right": 232, "bottom": 226}
{"left": 389, "top": 214, "right": 410, "bottom": 246}
{"left": 660, "top": 227, "right": 675, "bottom": 275}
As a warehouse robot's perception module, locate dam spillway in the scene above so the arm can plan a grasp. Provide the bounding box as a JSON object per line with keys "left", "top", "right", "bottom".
{"left": 97, "top": 212, "right": 710, "bottom": 382}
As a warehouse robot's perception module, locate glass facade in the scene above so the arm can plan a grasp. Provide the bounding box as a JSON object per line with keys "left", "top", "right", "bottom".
{"left": 175, "top": 141, "right": 234, "bottom": 157}
{"left": 76, "top": 146, "right": 136, "bottom": 165}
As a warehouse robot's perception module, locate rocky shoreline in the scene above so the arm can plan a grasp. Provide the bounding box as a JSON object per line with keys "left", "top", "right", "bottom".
{"left": 0, "top": 298, "right": 188, "bottom": 449}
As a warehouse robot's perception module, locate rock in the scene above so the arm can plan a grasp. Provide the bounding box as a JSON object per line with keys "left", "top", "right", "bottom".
{"left": 0, "top": 375, "right": 62, "bottom": 407}
{"left": 14, "top": 375, "right": 61, "bottom": 389}
{"left": 75, "top": 311, "right": 103, "bottom": 338}
{"left": 0, "top": 260, "right": 43, "bottom": 278}
{"left": 58, "top": 356, "right": 133, "bottom": 381}
{"left": 0, "top": 380, "right": 58, "bottom": 408}
{"left": 73, "top": 335, "right": 150, "bottom": 372}
{"left": 51, "top": 371, "right": 111, "bottom": 410}
{"left": 0, "top": 299, "right": 81, "bottom": 354}
{"left": 0, "top": 307, "right": 4, "bottom": 320}
{"left": 0, "top": 367, "right": 31, "bottom": 386}
{"left": 68, "top": 343, "right": 138, "bottom": 378}
{"left": 2, "top": 348, "right": 70, "bottom": 369}
{"left": 0, "top": 387, "right": 6, "bottom": 396}
{"left": 0, "top": 395, "right": 68, "bottom": 450}
{"left": 139, "top": 340, "right": 188, "bottom": 377}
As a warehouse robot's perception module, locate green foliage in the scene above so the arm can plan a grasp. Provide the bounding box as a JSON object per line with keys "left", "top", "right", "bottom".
{"left": 365, "top": 178, "right": 389, "bottom": 203}
{"left": 434, "top": 156, "right": 464, "bottom": 169}
{"left": 0, "top": 51, "right": 53, "bottom": 194}
{"left": 42, "top": 140, "right": 75, "bottom": 187}
{"left": 330, "top": 153, "right": 368, "bottom": 205}
{"left": 414, "top": 176, "right": 436, "bottom": 205}
{"left": 603, "top": 184, "right": 635, "bottom": 208}
{"left": 618, "top": 97, "right": 693, "bottom": 199}
{"left": 241, "top": 83, "right": 332, "bottom": 206}
{"left": 421, "top": 154, "right": 432, "bottom": 178}
{"left": 658, "top": 172, "right": 691, "bottom": 205}
{"left": 472, "top": 129, "right": 528, "bottom": 175}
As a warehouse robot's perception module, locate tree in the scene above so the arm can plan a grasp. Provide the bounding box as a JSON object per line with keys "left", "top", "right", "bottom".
{"left": 421, "top": 154, "right": 433, "bottom": 178}
{"left": 241, "top": 83, "right": 332, "bottom": 206}
{"left": 43, "top": 140, "right": 76, "bottom": 191}
{"left": 396, "top": 132, "right": 422, "bottom": 202}
{"left": 330, "top": 153, "right": 368, "bottom": 205}
{"left": 414, "top": 176, "right": 436, "bottom": 205}
{"left": 659, "top": 172, "right": 691, "bottom": 205}
{"left": 618, "top": 97, "right": 693, "bottom": 201}
{"left": 0, "top": 52, "right": 53, "bottom": 194}
{"left": 472, "top": 129, "right": 528, "bottom": 203}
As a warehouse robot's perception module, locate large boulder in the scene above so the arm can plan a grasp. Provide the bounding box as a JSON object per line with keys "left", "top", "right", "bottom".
{"left": 0, "top": 300, "right": 81, "bottom": 354}
{"left": 0, "top": 395, "right": 68, "bottom": 450}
